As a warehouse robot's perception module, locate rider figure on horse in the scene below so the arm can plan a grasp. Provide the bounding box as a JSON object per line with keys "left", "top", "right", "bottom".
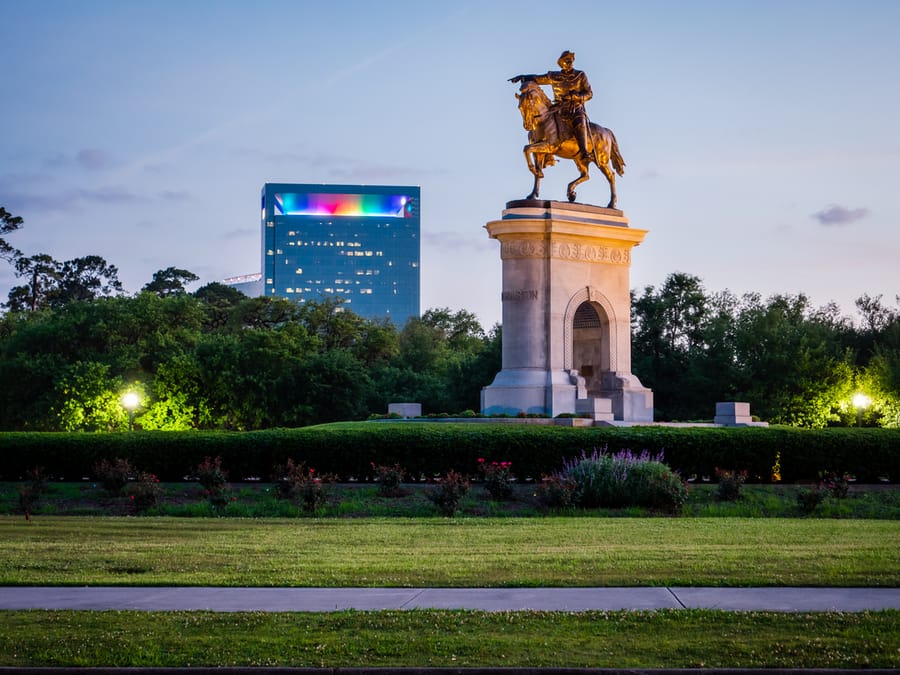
{"left": 510, "top": 51, "right": 596, "bottom": 165}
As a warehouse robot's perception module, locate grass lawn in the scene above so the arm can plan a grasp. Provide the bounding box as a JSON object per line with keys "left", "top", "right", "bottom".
{"left": 1, "top": 516, "right": 898, "bottom": 587}
{"left": 1, "top": 609, "right": 897, "bottom": 668}
{"left": 2, "top": 485, "right": 897, "bottom": 668}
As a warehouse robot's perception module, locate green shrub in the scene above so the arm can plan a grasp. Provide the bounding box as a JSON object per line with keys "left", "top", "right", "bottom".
{"left": 536, "top": 473, "right": 577, "bottom": 509}
{"left": 821, "top": 471, "right": 852, "bottom": 499}
{"left": 93, "top": 457, "right": 133, "bottom": 497}
{"left": 631, "top": 461, "right": 689, "bottom": 514}
{"left": 714, "top": 468, "right": 747, "bottom": 501}
{"left": 193, "top": 456, "right": 229, "bottom": 506}
{"left": 796, "top": 486, "right": 826, "bottom": 514}
{"left": 557, "top": 448, "right": 686, "bottom": 513}
{"left": 126, "top": 471, "right": 163, "bottom": 513}
{"left": 427, "top": 470, "right": 469, "bottom": 516}
{"left": 371, "top": 462, "right": 406, "bottom": 497}
{"left": 477, "top": 458, "right": 514, "bottom": 501}
{"left": 18, "top": 466, "right": 47, "bottom": 520}
{"left": 1, "top": 424, "right": 897, "bottom": 486}
{"left": 272, "top": 458, "right": 334, "bottom": 513}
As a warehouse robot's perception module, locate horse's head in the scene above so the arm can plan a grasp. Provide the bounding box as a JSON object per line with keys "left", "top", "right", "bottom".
{"left": 516, "top": 81, "right": 551, "bottom": 132}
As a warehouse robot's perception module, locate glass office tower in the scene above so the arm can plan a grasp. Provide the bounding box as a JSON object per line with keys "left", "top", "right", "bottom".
{"left": 261, "top": 183, "right": 420, "bottom": 325}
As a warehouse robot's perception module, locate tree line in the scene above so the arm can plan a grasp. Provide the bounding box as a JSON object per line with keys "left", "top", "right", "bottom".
{"left": 631, "top": 273, "right": 900, "bottom": 427}
{"left": 0, "top": 281, "right": 499, "bottom": 431}
{"left": 1, "top": 206, "right": 898, "bottom": 430}
{"left": 0, "top": 207, "right": 500, "bottom": 430}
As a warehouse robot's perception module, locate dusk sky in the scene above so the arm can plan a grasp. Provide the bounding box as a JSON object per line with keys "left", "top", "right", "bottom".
{"left": 2, "top": 0, "right": 898, "bottom": 328}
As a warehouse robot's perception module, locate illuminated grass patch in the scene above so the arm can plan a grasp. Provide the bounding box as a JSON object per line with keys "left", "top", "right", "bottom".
{"left": 0, "top": 609, "right": 896, "bottom": 668}
{"left": 1, "top": 516, "right": 897, "bottom": 587}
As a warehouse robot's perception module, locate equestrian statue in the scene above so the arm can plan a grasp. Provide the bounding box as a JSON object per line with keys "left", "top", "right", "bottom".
{"left": 510, "top": 51, "right": 625, "bottom": 208}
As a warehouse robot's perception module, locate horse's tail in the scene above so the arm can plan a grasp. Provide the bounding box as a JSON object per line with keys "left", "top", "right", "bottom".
{"left": 610, "top": 131, "right": 626, "bottom": 177}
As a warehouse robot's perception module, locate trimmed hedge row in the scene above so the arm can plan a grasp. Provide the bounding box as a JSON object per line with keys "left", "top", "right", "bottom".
{"left": 0, "top": 422, "right": 897, "bottom": 484}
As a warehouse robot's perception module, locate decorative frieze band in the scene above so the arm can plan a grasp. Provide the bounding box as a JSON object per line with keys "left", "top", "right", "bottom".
{"left": 500, "top": 240, "right": 631, "bottom": 265}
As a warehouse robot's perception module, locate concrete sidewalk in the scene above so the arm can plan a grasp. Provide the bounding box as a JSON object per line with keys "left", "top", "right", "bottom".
{"left": 2, "top": 586, "right": 899, "bottom": 612}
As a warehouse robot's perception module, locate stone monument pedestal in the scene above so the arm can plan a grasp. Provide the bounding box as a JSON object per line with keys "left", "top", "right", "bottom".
{"left": 714, "top": 402, "right": 753, "bottom": 426}
{"left": 480, "top": 200, "right": 653, "bottom": 422}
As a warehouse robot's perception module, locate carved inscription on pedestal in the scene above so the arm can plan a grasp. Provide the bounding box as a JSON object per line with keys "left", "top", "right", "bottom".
{"left": 500, "top": 240, "right": 630, "bottom": 265}
{"left": 502, "top": 289, "right": 539, "bottom": 302}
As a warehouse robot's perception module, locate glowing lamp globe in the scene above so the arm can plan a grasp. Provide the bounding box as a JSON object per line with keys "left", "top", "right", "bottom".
{"left": 122, "top": 392, "right": 140, "bottom": 411}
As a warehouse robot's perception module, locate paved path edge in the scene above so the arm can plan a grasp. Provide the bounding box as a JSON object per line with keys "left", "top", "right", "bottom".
{"left": 2, "top": 668, "right": 899, "bottom": 675}
{"left": 1, "top": 587, "right": 899, "bottom": 612}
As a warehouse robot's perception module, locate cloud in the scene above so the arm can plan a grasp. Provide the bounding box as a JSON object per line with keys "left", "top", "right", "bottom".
{"left": 424, "top": 231, "right": 490, "bottom": 253}
{"left": 812, "top": 204, "right": 870, "bottom": 226}
{"left": 328, "top": 164, "right": 420, "bottom": 182}
{"left": 77, "top": 186, "right": 144, "bottom": 204}
{"left": 229, "top": 145, "right": 439, "bottom": 181}
{"left": 222, "top": 227, "right": 256, "bottom": 240}
{"left": 2, "top": 185, "right": 146, "bottom": 214}
{"left": 0, "top": 170, "right": 52, "bottom": 189}
{"left": 1, "top": 191, "right": 80, "bottom": 214}
{"left": 141, "top": 162, "right": 173, "bottom": 174}
{"left": 230, "top": 147, "right": 310, "bottom": 164}
{"left": 76, "top": 149, "right": 111, "bottom": 170}
{"left": 42, "top": 153, "right": 70, "bottom": 169}
{"left": 158, "top": 190, "right": 191, "bottom": 202}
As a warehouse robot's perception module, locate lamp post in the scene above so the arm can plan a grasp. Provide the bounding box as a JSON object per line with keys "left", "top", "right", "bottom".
{"left": 122, "top": 392, "right": 139, "bottom": 431}
{"left": 852, "top": 393, "right": 870, "bottom": 428}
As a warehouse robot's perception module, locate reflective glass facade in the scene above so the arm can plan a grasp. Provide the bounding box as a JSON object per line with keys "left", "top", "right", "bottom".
{"left": 261, "top": 183, "right": 420, "bottom": 324}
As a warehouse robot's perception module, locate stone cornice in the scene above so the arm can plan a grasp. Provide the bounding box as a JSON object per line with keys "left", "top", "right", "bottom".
{"left": 487, "top": 218, "right": 647, "bottom": 247}
{"left": 487, "top": 203, "right": 648, "bottom": 249}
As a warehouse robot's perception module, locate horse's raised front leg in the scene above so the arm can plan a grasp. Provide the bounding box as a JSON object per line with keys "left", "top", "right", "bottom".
{"left": 523, "top": 146, "right": 537, "bottom": 176}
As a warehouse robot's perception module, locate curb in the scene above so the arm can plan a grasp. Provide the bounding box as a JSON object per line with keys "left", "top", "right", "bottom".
{"left": 3, "top": 669, "right": 899, "bottom": 674}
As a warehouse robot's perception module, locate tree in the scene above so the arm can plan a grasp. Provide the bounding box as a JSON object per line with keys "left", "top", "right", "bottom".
{"left": 52, "top": 255, "right": 124, "bottom": 305}
{"left": 631, "top": 273, "right": 727, "bottom": 420}
{"left": 854, "top": 296, "right": 900, "bottom": 427}
{"left": 372, "top": 310, "right": 496, "bottom": 414}
{"left": 5, "top": 253, "right": 124, "bottom": 311}
{"left": 52, "top": 361, "right": 128, "bottom": 432}
{"left": 420, "top": 307, "right": 486, "bottom": 352}
{"left": 138, "top": 355, "right": 211, "bottom": 430}
{"left": 298, "top": 348, "right": 374, "bottom": 424}
{"left": 228, "top": 296, "right": 302, "bottom": 330}
{"left": 856, "top": 294, "right": 898, "bottom": 334}
{"left": 142, "top": 267, "right": 200, "bottom": 297}
{"left": 194, "top": 282, "right": 246, "bottom": 330}
{"left": 730, "top": 293, "right": 856, "bottom": 427}
{"left": 6, "top": 254, "right": 60, "bottom": 312}
{"left": 0, "top": 206, "right": 23, "bottom": 264}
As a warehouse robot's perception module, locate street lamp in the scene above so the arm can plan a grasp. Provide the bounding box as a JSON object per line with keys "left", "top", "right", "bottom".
{"left": 852, "top": 393, "right": 871, "bottom": 427}
{"left": 122, "top": 392, "right": 140, "bottom": 431}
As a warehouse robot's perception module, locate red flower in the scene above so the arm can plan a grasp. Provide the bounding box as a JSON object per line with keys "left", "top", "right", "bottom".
{"left": 477, "top": 458, "right": 485, "bottom": 463}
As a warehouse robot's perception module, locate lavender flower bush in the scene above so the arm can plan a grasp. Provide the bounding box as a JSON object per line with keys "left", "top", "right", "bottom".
{"left": 554, "top": 447, "right": 687, "bottom": 513}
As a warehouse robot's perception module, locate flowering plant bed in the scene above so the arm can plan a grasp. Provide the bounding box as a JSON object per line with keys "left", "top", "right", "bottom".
{"left": 0, "top": 480, "right": 898, "bottom": 519}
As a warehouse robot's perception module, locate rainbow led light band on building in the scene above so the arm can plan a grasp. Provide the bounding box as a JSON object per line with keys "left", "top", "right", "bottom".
{"left": 275, "top": 193, "right": 414, "bottom": 218}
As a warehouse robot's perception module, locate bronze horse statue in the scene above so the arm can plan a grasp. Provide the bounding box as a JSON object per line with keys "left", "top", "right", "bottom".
{"left": 515, "top": 81, "right": 625, "bottom": 207}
